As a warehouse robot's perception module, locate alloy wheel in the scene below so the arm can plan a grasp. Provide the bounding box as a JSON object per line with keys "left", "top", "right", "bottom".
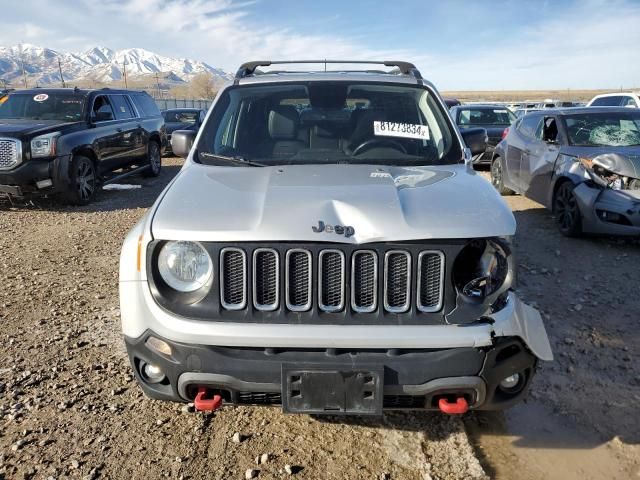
{"left": 76, "top": 159, "right": 95, "bottom": 201}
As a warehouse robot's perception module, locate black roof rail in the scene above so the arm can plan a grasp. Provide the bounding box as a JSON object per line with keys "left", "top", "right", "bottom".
{"left": 235, "top": 60, "right": 422, "bottom": 81}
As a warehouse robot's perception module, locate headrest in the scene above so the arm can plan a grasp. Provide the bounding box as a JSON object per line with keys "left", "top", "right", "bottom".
{"left": 268, "top": 105, "right": 299, "bottom": 140}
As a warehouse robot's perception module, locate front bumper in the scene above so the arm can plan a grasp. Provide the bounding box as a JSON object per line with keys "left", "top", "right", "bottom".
{"left": 0, "top": 155, "right": 71, "bottom": 197}
{"left": 125, "top": 332, "right": 537, "bottom": 411}
{"left": 575, "top": 183, "right": 640, "bottom": 236}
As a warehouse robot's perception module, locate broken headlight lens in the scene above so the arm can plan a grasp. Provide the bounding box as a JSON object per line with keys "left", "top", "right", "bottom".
{"left": 579, "top": 156, "right": 639, "bottom": 190}
{"left": 453, "top": 239, "right": 512, "bottom": 302}
{"left": 157, "top": 241, "right": 213, "bottom": 293}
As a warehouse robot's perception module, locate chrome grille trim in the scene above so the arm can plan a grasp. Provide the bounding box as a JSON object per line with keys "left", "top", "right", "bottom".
{"left": 318, "top": 249, "right": 345, "bottom": 312}
{"left": 383, "top": 250, "right": 411, "bottom": 313}
{"left": 252, "top": 248, "right": 279, "bottom": 311}
{"left": 417, "top": 251, "right": 445, "bottom": 312}
{"left": 0, "top": 138, "right": 21, "bottom": 171}
{"left": 351, "top": 250, "right": 378, "bottom": 313}
{"left": 285, "top": 249, "right": 312, "bottom": 312}
{"left": 219, "top": 248, "right": 247, "bottom": 310}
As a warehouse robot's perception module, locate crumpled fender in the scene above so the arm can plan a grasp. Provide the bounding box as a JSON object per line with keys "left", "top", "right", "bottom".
{"left": 490, "top": 295, "right": 554, "bottom": 361}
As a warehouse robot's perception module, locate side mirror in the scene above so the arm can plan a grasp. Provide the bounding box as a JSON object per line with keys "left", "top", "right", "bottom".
{"left": 171, "top": 130, "right": 196, "bottom": 158}
{"left": 94, "top": 110, "right": 113, "bottom": 122}
{"left": 460, "top": 127, "right": 487, "bottom": 156}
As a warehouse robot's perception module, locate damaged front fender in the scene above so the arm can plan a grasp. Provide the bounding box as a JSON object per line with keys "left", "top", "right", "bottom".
{"left": 490, "top": 294, "right": 553, "bottom": 361}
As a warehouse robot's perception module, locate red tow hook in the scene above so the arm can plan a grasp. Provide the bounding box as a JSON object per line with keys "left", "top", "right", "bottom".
{"left": 194, "top": 387, "right": 223, "bottom": 412}
{"left": 438, "top": 396, "right": 469, "bottom": 415}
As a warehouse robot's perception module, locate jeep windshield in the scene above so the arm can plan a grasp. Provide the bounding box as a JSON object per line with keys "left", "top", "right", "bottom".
{"left": 564, "top": 111, "right": 640, "bottom": 147}
{"left": 0, "top": 92, "right": 85, "bottom": 122}
{"left": 195, "top": 82, "right": 462, "bottom": 166}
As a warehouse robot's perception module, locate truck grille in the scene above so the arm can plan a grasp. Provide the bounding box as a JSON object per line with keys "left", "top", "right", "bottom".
{"left": 253, "top": 248, "right": 279, "bottom": 310}
{"left": 0, "top": 138, "right": 19, "bottom": 170}
{"left": 286, "top": 249, "right": 312, "bottom": 311}
{"left": 215, "top": 246, "right": 445, "bottom": 314}
{"left": 220, "top": 248, "right": 247, "bottom": 310}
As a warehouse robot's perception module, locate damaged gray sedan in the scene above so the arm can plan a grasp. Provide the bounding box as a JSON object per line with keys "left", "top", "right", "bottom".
{"left": 491, "top": 107, "right": 640, "bottom": 236}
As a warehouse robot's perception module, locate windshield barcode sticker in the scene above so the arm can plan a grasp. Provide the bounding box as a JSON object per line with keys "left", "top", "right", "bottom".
{"left": 373, "top": 121, "right": 430, "bottom": 140}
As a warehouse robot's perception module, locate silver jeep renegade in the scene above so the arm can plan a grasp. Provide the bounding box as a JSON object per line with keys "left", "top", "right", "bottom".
{"left": 119, "top": 60, "right": 552, "bottom": 416}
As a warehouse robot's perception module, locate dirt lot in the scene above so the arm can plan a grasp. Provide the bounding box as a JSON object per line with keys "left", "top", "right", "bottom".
{"left": 0, "top": 158, "right": 639, "bottom": 480}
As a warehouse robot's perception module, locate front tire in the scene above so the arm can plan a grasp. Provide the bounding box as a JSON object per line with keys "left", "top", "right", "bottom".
{"left": 142, "top": 140, "right": 161, "bottom": 178}
{"left": 491, "top": 157, "right": 513, "bottom": 195}
{"left": 553, "top": 181, "right": 582, "bottom": 237}
{"left": 63, "top": 155, "right": 97, "bottom": 206}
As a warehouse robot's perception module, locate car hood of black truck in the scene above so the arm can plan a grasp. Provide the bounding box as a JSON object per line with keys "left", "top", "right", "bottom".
{"left": 0, "top": 119, "right": 85, "bottom": 140}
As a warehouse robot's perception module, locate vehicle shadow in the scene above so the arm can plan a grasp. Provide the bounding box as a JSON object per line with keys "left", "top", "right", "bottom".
{"left": 0, "top": 164, "right": 182, "bottom": 213}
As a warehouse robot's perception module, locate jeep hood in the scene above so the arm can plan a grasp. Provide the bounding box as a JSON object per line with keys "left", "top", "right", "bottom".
{"left": 151, "top": 163, "right": 515, "bottom": 242}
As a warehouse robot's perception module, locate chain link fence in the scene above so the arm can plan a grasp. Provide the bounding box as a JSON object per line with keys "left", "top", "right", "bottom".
{"left": 154, "top": 98, "right": 212, "bottom": 111}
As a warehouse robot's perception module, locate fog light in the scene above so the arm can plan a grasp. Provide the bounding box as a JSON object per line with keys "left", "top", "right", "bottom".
{"left": 141, "top": 362, "right": 166, "bottom": 384}
{"left": 499, "top": 373, "right": 520, "bottom": 390}
{"left": 145, "top": 336, "right": 172, "bottom": 356}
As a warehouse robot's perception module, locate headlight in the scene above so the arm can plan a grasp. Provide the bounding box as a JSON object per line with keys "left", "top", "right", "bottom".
{"left": 30, "top": 132, "right": 60, "bottom": 158}
{"left": 158, "top": 241, "right": 213, "bottom": 293}
{"left": 453, "top": 239, "right": 512, "bottom": 302}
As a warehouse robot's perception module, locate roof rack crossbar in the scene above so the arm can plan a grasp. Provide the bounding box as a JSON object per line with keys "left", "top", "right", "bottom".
{"left": 235, "top": 60, "right": 422, "bottom": 80}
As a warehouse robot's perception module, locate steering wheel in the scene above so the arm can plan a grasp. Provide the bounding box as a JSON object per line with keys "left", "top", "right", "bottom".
{"left": 352, "top": 138, "right": 407, "bottom": 156}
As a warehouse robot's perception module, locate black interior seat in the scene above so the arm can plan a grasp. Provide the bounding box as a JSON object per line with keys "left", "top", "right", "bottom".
{"left": 267, "top": 105, "right": 305, "bottom": 157}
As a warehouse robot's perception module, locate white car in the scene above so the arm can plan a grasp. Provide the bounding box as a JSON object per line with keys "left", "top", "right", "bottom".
{"left": 587, "top": 92, "right": 640, "bottom": 108}
{"left": 119, "top": 60, "right": 552, "bottom": 416}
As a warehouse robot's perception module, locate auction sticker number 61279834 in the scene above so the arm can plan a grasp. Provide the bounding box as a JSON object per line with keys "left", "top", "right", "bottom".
{"left": 373, "top": 121, "right": 430, "bottom": 140}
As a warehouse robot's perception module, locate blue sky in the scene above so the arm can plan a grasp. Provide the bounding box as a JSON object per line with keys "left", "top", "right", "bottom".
{"left": 2, "top": 0, "right": 640, "bottom": 90}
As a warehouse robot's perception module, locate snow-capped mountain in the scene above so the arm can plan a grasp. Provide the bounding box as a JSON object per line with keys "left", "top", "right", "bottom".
{"left": 0, "top": 44, "right": 231, "bottom": 87}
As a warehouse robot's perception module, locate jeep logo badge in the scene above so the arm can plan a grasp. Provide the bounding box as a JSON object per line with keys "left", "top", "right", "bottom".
{"left": 312, "top": 220, "right": 355, "bottom": 238}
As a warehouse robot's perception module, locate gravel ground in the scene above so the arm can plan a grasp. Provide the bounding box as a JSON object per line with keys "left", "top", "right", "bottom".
{"left": 1, "top": 159, "right": 638, "bottom": 480}
{"left": 0, "top": 158, "right": 485, "bottom": 480}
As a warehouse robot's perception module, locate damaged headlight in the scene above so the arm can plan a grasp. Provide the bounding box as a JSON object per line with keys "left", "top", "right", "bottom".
{"left": 579, "top": 154, "right": 640, "bottom": 190}
{"left": 447, "top": 238, "right": 514, "bottom": 323}
{"left": 454, "top": 238, "right": 512, "bottom": 301}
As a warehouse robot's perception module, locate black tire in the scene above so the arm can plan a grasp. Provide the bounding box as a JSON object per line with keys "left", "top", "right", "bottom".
{"left": 553, "top": 181, "right": 583, "bottom": 237}
{"left": 490, "top": 157, "right": 513, "bottom": 195}
{"left": 142, "top": 140, "right": 161, "bottom": 177}
{"left": 63, "top": 155, "right": 97, "bottom": 206}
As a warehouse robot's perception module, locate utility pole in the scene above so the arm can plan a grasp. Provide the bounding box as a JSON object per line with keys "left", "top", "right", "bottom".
{"left": 19, "top": 43, "right": 28, "bottom": 88}
{"left": 155, "top": 72, "right": 161, "bottom": 99}
{"left": 58, "top": 57, "right": 66, "bottom": 88}
{"left": 122, "top": 60, "right": 128, "bottom": 88}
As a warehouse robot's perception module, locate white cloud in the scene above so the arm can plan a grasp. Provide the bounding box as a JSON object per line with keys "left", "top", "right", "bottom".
{"left": 0, "top": 0, "right": 639, "bottom": 90}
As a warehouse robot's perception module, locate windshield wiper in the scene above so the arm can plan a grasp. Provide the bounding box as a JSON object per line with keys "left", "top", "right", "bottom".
{"left": 199, "top": 152, "right": 266, "bottom": 167}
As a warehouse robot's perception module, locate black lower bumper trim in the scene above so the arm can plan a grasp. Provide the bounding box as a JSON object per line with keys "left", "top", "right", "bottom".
{"left": 124, "top": 331, "right": 537, "bottom": 412}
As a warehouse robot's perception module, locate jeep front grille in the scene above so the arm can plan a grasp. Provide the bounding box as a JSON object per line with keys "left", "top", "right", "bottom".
{"left": 215, "top": 247, "right": 444, "bottom": 315}
{"left": 286, "top": 249, "right": 312, "bottom": 311}
{"left": 384, "top": 251, "right": 411, "bottom": 313}
{"left": 417, "top": 251, "right": 445, "bottom": 312}
{"left": 220, "top": 248, "right": 247, "bottom": 310}
{"left": 0, "top": 138, "right": 20, "bottom": 170}
{"left": 351, "top": 250, "right": 377, "bottom": 312}
{"left": 318, "top": 250, "right": 345, "bottom": 312}
{"left": 253, "top": 248, "right": 279, "bottom": 311}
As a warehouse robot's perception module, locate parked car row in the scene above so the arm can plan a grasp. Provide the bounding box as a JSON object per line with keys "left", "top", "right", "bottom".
{"left": 0, "top": 88, "right": 208, "bottom": 205}
{"left": 490, "top": 107, "right": 640, "bottom": 237}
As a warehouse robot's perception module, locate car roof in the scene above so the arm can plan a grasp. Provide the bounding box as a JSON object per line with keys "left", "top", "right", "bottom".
{"left": 11, "top": 87, "right": 147, "bottom": 96}
{"left": 524, "top": 106, "right": 639, "bottom": 116}
{"left": 591, "top": 92, "right": 639, "bottom": 98}
{"left": 454, "top": 104, "right": 511, "bottom": 109}
{"left": 233, "top": 60, "right": 429, "bottom": 87}
{"left": 162, "top": 108, "right": 202, "bottom": 112}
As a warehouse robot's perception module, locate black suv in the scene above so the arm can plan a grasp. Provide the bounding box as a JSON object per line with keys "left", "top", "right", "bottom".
{"left": 0, "top": 88, "right": 165, "bottom": 205}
